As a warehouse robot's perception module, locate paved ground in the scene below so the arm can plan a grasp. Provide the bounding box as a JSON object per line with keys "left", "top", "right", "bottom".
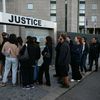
{"left": 56, "top": 68, "right": 100, "bottom": 100}
{"left": 0, "top": 58, "right": 99, "bottom": 100}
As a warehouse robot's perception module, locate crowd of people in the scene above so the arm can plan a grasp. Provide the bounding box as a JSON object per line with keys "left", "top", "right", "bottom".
{"left": 0, "top": 32, "right": 100, "bottom": 89}
{"left": 54, "top": 34, "right": 100, "bottom": 88}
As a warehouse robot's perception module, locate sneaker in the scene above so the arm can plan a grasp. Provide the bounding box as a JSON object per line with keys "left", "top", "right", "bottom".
{"left": 71, "top": 79, "right": 75, "bottom": 82}
{"left": 0, "top": 83, "right": 6, "bottom": 87}
{"left": 77, "top": 80, "right": 81, "bottom": 82}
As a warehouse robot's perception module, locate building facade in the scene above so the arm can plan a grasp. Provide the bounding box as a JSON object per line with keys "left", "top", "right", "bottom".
{"left": 0, "top": 0, "right": 100, "bottom": 35}
{"left": 0, "top": 0, "right": 66, "bottom": 35}
{"left": 67, "top": 0, "right": 100, "bottom": 34}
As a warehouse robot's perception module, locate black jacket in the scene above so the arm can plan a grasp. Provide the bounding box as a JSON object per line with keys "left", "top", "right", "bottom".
{"left": 19, "top": 43, "right": 37, "bottom": 66}
{"left": 42, "top": 45, "right": 52, "bottom": 65}
{"left": 71, "top": 44, "right": 82, "bottom": 64}
{"left": 89, "top": 42, "right": 100, "bottom": 58}
{"left": 55, "top": 42, "right": 62, "bottom": 64}
{"left": 58, "top": 41, "right": 71, "bottom": 66}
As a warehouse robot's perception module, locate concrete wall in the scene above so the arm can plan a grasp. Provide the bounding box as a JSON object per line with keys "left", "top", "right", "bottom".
{"left": 67, "top": 0, "right": 78, "bottom": 33}
{"left": 56, "top": 0, "right": 65, "bottom": 32}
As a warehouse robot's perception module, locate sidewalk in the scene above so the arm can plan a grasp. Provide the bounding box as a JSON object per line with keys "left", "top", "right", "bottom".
{"left": 0, "top": 59, "right": 100, "bottom": 100}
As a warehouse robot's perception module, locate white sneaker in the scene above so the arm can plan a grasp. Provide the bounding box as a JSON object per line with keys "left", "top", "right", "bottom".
{"left": 77, "top": 80, "right": 81, "bottom": 82}
{"left": 71, "top": 79, "right": 75, "bottom": 82}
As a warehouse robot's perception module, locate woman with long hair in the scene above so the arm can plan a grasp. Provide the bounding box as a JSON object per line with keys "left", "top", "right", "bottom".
{"left": 70, "top": 36, "right": 82, "bottom": 82}
{"left": 38, "top": 36, "right": 52, "bottom": 86}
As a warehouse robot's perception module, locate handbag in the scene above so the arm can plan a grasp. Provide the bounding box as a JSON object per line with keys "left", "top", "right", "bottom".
{"left": 19, "top": 45, "right": 29, "bottom": 62}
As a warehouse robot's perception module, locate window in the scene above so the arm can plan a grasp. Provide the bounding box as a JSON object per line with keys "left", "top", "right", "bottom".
{"left": 92, "top": 4, "right": 97, "bottom": 10}
{"left": 51, "top": 16, "right": 56, "bottom": 22}
{"left": 50, "top": 9, "right": 56, "bottom": 14}
{"left": 50, "top": 1, "right": 56, "bottom": 22}
{"left": 79, "top": 10, "right": 85, "bottom": 14}
{"left": 91, "top": 16, "right": 97, "bottom": 22}
{"left": 50, "top": 4, "right": 56, "bottom": 9}
{"left": 65, "top": 0, "right": 67, "bottom": 4}
{"left": 80, "top": 0, "right": 85, "bottom": 1}
{"left": 79, "top": 16, "right": 85, "bottom": 22}
{"left": 27, "top": 3, "right": 33, "bottom": 10}
{"left": 79, "top": 4, "right": 85, "bottom": 14}
{"left": 51, "top": 0, "right": 56, "bottom": 1}
{"left": 79, "top": 4, "right": 85, "bottom": 10}
{"left": 79, "top": 22, "right": 85, "bottom": 26}
{"left": 79, "top": 16, "right": 85, "bottom": 26}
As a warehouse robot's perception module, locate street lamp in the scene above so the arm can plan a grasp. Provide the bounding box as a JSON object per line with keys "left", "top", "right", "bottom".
{"left": 2, "top": 0, "right": 7, "bottom": 32}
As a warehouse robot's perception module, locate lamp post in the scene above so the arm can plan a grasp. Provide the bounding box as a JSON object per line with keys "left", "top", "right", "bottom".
{"left": 2, "top": 0, "right": 7, "bottom": 32}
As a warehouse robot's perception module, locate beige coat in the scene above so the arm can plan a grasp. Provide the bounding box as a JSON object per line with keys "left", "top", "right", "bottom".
{"left": 2, "top": 42, "right": 19, "bottom": 58}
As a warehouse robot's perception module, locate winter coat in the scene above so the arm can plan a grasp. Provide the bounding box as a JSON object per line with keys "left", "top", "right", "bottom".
{"left": 42, "top": 45, "right": 52, "bottom": 65}
{"left": 89, "top": 42, "right": 100, "bottom": 58}
{"left": 58, "top": 41, "right": 71, "bottom": 66}
{"left": 71, "top": 44, "right": 82, "bottom": 65}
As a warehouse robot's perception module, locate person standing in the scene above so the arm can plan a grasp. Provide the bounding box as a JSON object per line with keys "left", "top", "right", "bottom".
{"left": 33, "top": 37, "right": 41, "bottom": 83}
{"left": 0, "top": 32, "right": 9, "bottom": 80}
{"left": 0, "top": 34, "right": 19, "bottom": 87}
{"left": 53, "top": 37, "right": 62, "bottom": 77}
{"left": 19, "top": 36, "right": 36, "bottom": 89}
{"left": 38, "top": 36, "right": 52, "bottom": 86}
{"left": 57, "top": 34, "right": 71, "bottom": 88}
{"left": 80, "top": 37, "right": 89, "bottom": 73}
{"left": 70, "top": 36, "right": 82, "bottom": 82}
{"left": 88, "top": 37, "right": 100, "bottom": 72}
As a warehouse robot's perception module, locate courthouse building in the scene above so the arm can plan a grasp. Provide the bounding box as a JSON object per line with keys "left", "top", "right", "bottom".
{"left": 0, "top": 0, "right": 100, "bottom": 35}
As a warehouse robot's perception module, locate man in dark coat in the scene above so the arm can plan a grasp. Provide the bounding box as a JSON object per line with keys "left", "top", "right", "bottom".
{"left": 57, "top": 34, "right": 71, "bottom": 88}
{"left": 88, "top": 37, "right": 100, "bottom": 72}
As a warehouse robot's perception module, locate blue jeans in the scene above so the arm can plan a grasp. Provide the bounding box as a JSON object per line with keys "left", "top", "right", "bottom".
{"left": 80, "top": 54, "right": 87, "bottom": 72}
{"left": 34, "top": 61, "right": 39, "bottom": 81}
{"left": 2, "top": 57, "right": 18, "bottom": 84}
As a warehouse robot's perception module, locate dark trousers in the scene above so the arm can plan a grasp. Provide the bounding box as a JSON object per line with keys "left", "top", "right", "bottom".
{"left": 20, "top": 65, "right": 34, "bottom": 87}
{"left": 80, "top": 55, "right": 87, "bottom": 72}
{"left": 71, "top": 63, "right": 82, "bottom": 80}
{"left": 89, "top": 57, "right": 98, "bottom": 71}
{"left": 38, "top": 62, "right": 50, "bottom": 85}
